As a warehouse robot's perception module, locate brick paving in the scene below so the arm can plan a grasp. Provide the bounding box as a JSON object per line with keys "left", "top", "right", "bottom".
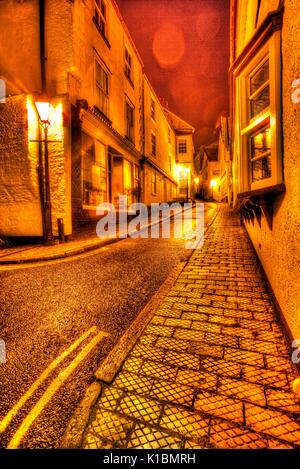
{"left": 81, "top": 206, "right": 300, "bottom": 449}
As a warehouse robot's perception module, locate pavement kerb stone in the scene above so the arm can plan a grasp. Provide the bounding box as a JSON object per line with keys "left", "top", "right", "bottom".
{"left": 60, "top": 381, "right": 102, "bottom": 449}
{"left": 0, "top": 203, "right": 209, "bottom": 266}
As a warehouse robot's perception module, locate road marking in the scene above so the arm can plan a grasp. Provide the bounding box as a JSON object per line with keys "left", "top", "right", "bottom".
{"left": 0, "top": 326, "right": 97, "bottom": 434}
{"left": 8, "top": 330, "right": 109, "bottom": 449}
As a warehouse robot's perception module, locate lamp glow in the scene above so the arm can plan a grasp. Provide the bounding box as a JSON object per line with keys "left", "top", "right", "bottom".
{"left": 35, "top": 100, "right": 51, "bottom": 124}
{"left": 210, "top": 179, "right": 218, "bottom": 188}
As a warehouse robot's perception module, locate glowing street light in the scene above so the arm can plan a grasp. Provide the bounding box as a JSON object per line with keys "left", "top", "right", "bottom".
{"left": 35, "top": 100, "right": 52, "bottom": 126}
{"left": 210, "top": 179, "right": 218, "bottom": 201}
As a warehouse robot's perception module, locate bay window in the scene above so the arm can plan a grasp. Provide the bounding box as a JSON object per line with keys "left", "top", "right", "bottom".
{"left": 236, "top": 31, "right": 282, "bottom": 192}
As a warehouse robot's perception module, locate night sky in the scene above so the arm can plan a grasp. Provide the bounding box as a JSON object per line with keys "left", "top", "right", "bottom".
{"left": 117, "top": 0, "right": 230, "bottom": 149}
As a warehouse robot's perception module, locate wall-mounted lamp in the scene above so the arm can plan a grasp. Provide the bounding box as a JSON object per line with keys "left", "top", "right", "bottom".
{"left": 35, "top": 99, "right": 52, "bottom": 127}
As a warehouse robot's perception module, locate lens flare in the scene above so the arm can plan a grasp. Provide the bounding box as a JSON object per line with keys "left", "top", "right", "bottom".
{"left": 152, "top": 22, "right": 185, "bottom": 69}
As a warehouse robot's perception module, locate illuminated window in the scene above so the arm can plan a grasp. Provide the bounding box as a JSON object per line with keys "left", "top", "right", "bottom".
{"left": 150, "top": 98, "right": 155, "bottom": 120}
{"left": 178, "top": 169, "right": 188, "bottom": 195}
{"left": 82, "top": 133, "right": 107, "bottom": 207}
{"left": 95, "top": 60, "right": 109, "bottom": 116}
{"left": 178, "top": 138, "right": 187, "bottom": 154}
{"left": 151, "top": 170, "right": 157, "bottom": 195}
{"left": 151, "top": 133, "right": 157, "bottom": 157}
{"left": 123, "top": 158, "right": 132, "bottom": 200}
{"left": 95, "top": 0, "right": 107, "bottom": 37}
{"left": 125, "top": 99, "right": 134, "bottom": 142}
{"left": 125, "top": 47, "right": 133, "bottom": 83}
{"left": 236, "top": 31, "right": 282, "bottom": 191}
{"left": 249, "top": 59, "right": 270, "bottom": 119}
{"left": 249, "top": 126, "right": 271, "bottom": 182}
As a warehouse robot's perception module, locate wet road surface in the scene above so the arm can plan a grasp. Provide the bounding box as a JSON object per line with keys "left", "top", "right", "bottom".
{"left": 0, "top": 203, "right": 216, "bottom": 448}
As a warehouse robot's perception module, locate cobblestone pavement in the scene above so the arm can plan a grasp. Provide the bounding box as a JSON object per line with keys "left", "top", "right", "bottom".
{"left": 81, "top": 206, "right": 300, "bottom": 449}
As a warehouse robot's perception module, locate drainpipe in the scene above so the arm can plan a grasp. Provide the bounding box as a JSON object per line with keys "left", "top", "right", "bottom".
{"left": 37, "top": 0, "right": 47, "bottom": 240}
{"left": 39, "top": 0, "right": 46, "bottom": 94}
{"left": 38, "top": 0, "right": 53, "bottom": 244}
{"left": 141, "top": 76, "right": 146, "bottom": 204}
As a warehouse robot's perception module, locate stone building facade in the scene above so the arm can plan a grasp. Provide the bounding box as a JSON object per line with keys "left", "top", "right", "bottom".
{"left": 0, "top": 0, "right": 194, "bottom": 238}
{"left": 163, "top": 108, "right": 196, "bottom": 202}
{"left": 142, "top": 77, "right": 178, "bottom": 206}
{"left": 230, "top": 0, "right": 300, "bottom": 341}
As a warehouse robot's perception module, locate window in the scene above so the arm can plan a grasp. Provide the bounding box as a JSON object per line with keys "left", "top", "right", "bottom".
{"left": 237, "top": 32, "right": 282, "bottom": 191}
{"left": 178, "top": 169, "right": 188, "bottom": 195}
{"left": 151, "top": 133, "right": 157, "bottom": 157}
{"left": 133, "top": 164, "right": 141, "bottom": 200}
{"left": 95, "top": 60, "right": 109, "bottom": 116}
{"left": 125, "top": 47, "right": 133, "bottom": 83}
{"left": 82, "top": 133, "right": 107, "bottom": 207}
{"left": 168, "top": 128, "right": 171, "bottom": 144}
{"left": 123, "top": 158, "right": 132, "bottom": 200}
{"left": 178, "top": 138, "right": 187, "bottom": 154}
{"left": 95, "top": 0, "right": 107, "bottom": 36}
{"left": 151, "top": 171, "right": 157, "bottom": 195}
{"left": 125, "top": 99, "right": 134, "bottom": 142}
{"left": 150, "top": 98, "right": 155, "bottom": 120}
{"left": 249, "top": 126, "right": 271, "bottom": 182}
{"left": 249, "top": 58, "right": 270, "bottom": 119}
{"left": 168, "top": 154, "right": 172, "bottom": 172}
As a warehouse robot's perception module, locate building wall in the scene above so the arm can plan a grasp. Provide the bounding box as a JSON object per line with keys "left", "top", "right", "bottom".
{"left": 231, "top": 0, "right": 300, "bottom": 340}
{"left": 70, "top": 0, "right": 143, "bottom": 148}
{"left": 0, "top": 0, "right": 195, "bottom": 237}
{"left": 70, "top": 0, "right": 144, "bottom": 226}
{"left": 176, "top": 135, "right": 195, "bottom": 200}
{"left": 235, "top": 0, "right": 281, "bottom": 57}
{"left": 0, "top": 0, "right": 73, "bottom": 236}
{"left": 143, "top": 77, "right": 177, "bottom": 205}
{"left": 0, "top": 95, "right": 43, "bottom": 236}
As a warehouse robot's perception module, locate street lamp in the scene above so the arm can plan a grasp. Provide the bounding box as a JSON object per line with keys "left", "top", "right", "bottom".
{"left": 210, "top": 179, "right": 218, "bottom": 201}
{"left": 35, "top": 98, "right": 54, "bottom": 245}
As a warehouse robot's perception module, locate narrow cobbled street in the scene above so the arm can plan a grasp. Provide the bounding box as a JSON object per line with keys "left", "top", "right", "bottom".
{"left": 78, "top": 206, "right": 300, "bottom": 449}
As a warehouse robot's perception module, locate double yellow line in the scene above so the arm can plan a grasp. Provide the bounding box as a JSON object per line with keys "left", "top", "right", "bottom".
{"left": 0, "top": 326, "right": 109, "bottom": 449}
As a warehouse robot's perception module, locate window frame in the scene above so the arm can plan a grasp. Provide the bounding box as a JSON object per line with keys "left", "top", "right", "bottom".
{"left": 82, "top": 132, "right": 108, "bottom": 210}
{"left": 178, "top": 138, "right": 188, "bottom": 154}
{"left": 94, "top": 59, "right": 109, "bottom": 117}
{"left": 150, "top": 97, "right": 156, "bottom": 121}
{"left": 151, "top": 132, "right": 157, "bottom": 157}
{"left": 151, "top": 170, "right": 157, "bottom": 195}
{"left": 124, "top": 46, "right": 134, "bottom": 85}
{"left": 236, "top": 31, "right": 282, "bottom": 192}
{"left": 94, "top": 0, "right": 107, "bottom": 38}
{"left": 125, "top": 97, "right": 135, "bottom": 143}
